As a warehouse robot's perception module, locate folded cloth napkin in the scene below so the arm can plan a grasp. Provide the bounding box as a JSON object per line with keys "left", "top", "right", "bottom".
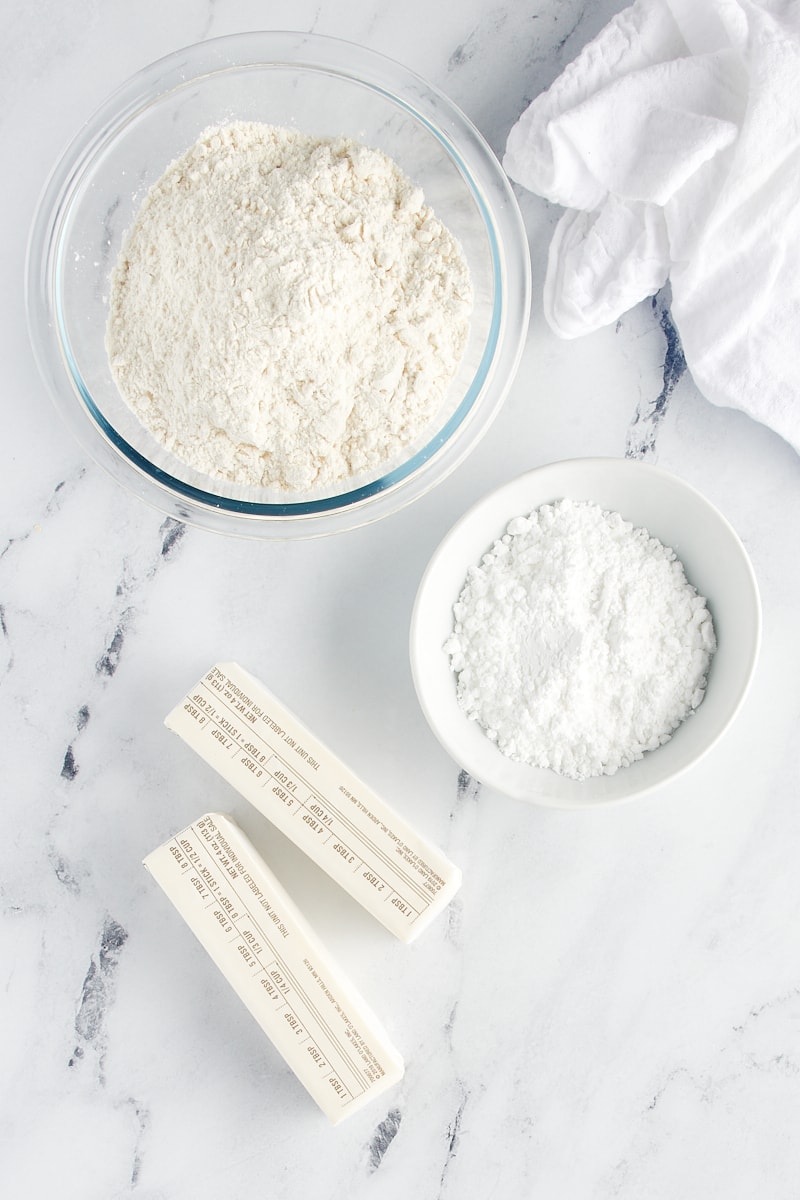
{"left": 504, "top": 0, "right": 800, "bottom": 454}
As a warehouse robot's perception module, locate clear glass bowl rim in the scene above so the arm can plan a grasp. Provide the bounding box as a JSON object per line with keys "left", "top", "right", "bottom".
{"left": 26, "top": 30, "right": 531, "bottom": 539}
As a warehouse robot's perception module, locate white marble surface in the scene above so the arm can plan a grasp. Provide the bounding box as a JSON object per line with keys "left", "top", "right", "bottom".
{"left": 3, "top": 1, "right": 800, "bottom": 1197}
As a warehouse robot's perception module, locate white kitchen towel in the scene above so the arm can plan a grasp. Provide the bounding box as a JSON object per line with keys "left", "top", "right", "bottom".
{"left": 504, "top": 0, "right": 800, "bottom": 453}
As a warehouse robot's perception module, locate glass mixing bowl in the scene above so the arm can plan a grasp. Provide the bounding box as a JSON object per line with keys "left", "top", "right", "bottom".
{"left": 27, "top": 32, "right": 530, "bottom": 538}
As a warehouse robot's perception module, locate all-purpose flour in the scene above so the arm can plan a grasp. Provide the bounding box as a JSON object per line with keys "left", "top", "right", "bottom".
{"left": 106, "top": 122, "right": 473, "bottom": 492}
{"left": 444, "top": 499, "right": 717, "bottom": 780}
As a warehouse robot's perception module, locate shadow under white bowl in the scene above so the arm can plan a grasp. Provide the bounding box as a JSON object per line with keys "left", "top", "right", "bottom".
{"left": 410, "top": 458, "right": 762, "bottom": 808}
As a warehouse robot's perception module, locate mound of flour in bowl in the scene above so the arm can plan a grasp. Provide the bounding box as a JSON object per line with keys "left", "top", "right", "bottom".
{"left": 106, "top": 122, "right": 473, "bottom": 492}
{"left": 444, "top": 498, "right": 717, "bottom": 780}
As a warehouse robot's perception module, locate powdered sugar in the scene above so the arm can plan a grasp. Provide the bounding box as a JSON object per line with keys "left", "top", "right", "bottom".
{"left": 106, "top": 122, "right": 473, "bottom": 492}
{"left": 444, "top": 498, "right": 717, "bottom": 780}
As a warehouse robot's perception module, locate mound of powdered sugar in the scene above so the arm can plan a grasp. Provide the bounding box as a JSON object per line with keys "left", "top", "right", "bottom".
{"left": 106, "top": 122, "right": 473, "bottom": 492}
{"left": 444, "top": 498, "right": 717, "bottom": 780}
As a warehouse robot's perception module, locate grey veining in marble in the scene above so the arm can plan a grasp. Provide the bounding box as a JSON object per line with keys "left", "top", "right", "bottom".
{"left": 2, "top": 1, "right": 800, "bottom": 1197}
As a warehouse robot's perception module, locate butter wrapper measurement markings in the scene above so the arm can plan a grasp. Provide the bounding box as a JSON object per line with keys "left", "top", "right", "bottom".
{"left": 144, "top": 813, "right": 403, "bottom": 1124}
{"left": 165, "top": 663, "right": 461, "bottom": 941}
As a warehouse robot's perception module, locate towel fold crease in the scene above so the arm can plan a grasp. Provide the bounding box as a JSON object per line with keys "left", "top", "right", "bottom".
{"left": 504, "top": 0, "right": 800, "bottom": 453}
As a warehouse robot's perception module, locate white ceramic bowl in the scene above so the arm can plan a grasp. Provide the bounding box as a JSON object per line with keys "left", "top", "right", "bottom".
{"left": 26, "top": 32, "right": 530, "bottom": 539}
{"left": 410, "top": 458, "right": 762, "bottom": 807}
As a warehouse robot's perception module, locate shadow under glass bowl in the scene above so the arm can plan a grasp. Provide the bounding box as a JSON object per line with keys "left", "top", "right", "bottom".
{"left": 26, "top": 31, "right": 531, "bottom": 539}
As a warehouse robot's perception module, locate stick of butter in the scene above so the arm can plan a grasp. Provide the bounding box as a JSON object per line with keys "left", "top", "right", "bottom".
{"left": 164, "top": 662, "right": 461, "bottom": 942}
{"left": 144, "top": 812, "right": 404, "bottom": 1124}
